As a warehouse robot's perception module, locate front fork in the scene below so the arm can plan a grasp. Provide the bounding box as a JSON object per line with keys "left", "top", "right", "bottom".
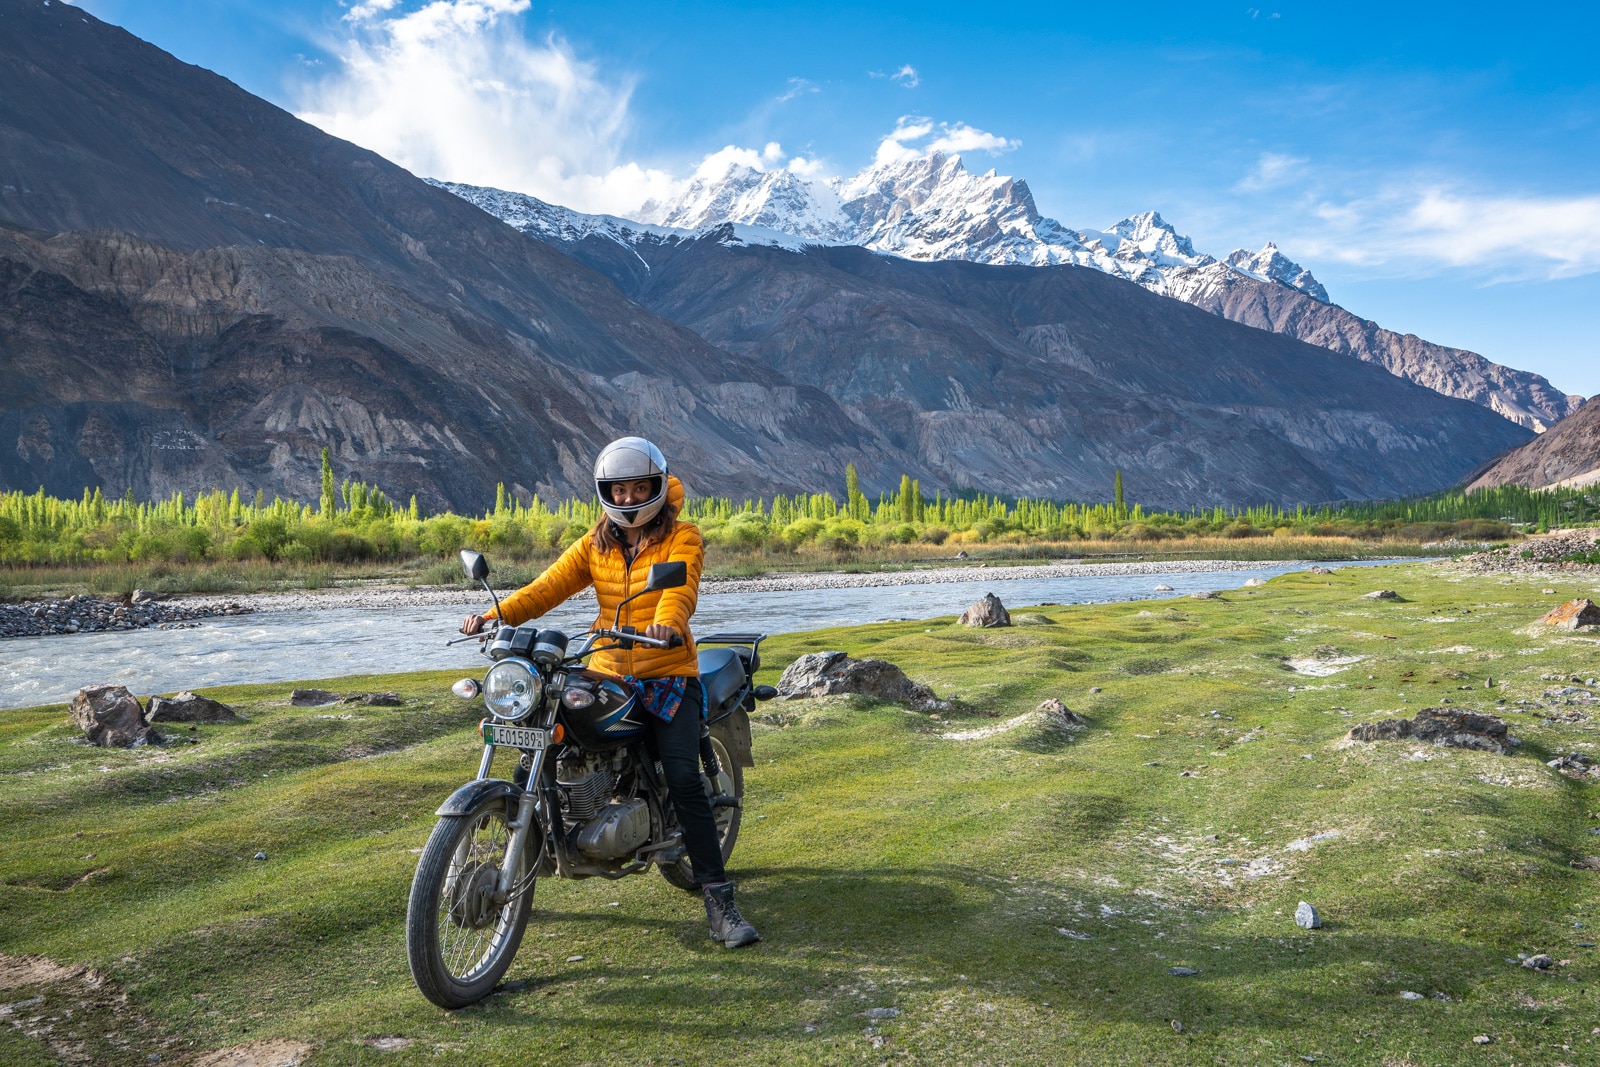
{"left": 467, "top": 740, "right": 548, "bottom": 902}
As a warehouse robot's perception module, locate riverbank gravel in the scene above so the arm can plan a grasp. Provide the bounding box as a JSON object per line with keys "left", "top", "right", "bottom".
{"left": 162, "top": 558, "right": 1322, "bottom": 618}
{"left": 1445, "top": 529, "right": 1600, "bottom": 576}
{"left": 0, "top": 594, "right": 252, "bottom": 639}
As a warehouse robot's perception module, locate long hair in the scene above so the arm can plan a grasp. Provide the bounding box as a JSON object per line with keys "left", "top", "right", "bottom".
{"left": 591, "top": 502, "right": 679, "bottom": 555}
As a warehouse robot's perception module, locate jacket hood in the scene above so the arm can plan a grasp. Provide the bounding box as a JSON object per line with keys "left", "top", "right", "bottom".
{"left": 666, "top": 475, "right": 684, "bottom": 511}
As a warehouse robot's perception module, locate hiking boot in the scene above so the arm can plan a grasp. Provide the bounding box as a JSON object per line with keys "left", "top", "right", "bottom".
{"left": 702, "top": 881, "right": 760, "bottom": 948}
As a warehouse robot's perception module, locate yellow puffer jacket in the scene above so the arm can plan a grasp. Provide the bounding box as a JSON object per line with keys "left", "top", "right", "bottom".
{"left": 486, "top": 476, "right": 702, "bottom": 679}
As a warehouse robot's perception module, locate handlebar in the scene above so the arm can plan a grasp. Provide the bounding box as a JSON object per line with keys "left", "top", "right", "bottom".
{"left": 449, "top": 621, "right": 683, "bottom": 651}
{"left": 592, "top": 627, "right": 683, "bottom": 650}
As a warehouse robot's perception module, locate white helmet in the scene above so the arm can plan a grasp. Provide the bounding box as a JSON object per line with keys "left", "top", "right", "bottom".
{"left": 594, "top": 437, "right": 669, "bottom": 529}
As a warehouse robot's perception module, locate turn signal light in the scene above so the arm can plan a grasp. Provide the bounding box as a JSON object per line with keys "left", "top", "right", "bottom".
{"left": 451, "top": 678, "right": 481, "bottom": 699}
{"left": 562, "top": 688, "right": 595, "bottom": 709}
{"left": 551, "top": 723, "right": 566, "bottom": 744}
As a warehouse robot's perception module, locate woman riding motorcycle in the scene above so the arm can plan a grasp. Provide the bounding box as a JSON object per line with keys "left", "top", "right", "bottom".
{"left": 460, "top": 437, "right": 760, "bottom": 949}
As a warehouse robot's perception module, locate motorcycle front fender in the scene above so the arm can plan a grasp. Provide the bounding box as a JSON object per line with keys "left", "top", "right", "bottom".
{"left": 435, "top": 777, "right": 521, "bottom": 817}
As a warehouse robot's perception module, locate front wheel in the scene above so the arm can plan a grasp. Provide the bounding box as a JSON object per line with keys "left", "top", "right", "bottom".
{"left": 660, "top": 728, "right": 744, "bottom": 892}
{"left": 406, "top": 797, "right": 534, "bottom": 1008}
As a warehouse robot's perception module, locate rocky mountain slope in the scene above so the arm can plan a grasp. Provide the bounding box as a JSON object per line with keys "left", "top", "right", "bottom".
{"left": 1466, "top": 397, "right": 1600, "bottom": 491}
{"left": 0, "top": 0, "right": 895, "bottom": 509}
{"left": 0, "top": 0, "right": 1538, "bottom": 509}
{"left": 437, "top": 208, "right": 1534, "bottom": 506}
{"left": 590, "top": 154, "right": 1584, "bottom": 432}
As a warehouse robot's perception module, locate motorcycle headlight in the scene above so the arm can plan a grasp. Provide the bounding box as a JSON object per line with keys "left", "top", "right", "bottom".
{"left": 483, "top": 659, "right": 542, "bottom": 722}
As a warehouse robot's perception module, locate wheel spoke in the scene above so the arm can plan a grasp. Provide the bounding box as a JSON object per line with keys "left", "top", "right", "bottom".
{"left": 430, "top": 805, "right": 527, "bottom": 982}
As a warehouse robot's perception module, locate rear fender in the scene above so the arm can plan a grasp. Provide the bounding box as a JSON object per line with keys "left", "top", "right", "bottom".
{"left": 710, "top": 707, "right": 755, "bottom": 769}
{"left": 435, "top": 777, "right": 520, "bottom": 817}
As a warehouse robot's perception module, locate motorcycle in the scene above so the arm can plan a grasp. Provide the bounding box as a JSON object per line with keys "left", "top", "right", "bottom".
{"left": 405, "top": 549, "right": 777, "bottom": 1009}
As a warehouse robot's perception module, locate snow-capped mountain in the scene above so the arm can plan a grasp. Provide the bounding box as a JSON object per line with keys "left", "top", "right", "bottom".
{"left": 426, "top": 179, "right": 817, "bottom": 255}
{"left": 634, "top": 152, "right": 1330, "bottom": 304}
{"left": 439, "top": 157, "right": 1583, "bottom": 434}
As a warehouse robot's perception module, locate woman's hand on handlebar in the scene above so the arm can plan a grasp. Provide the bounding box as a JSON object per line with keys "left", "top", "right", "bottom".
{"left": 460, "top": 614, "right": 492, "bottom": 636}
{"left": 644, "top": 624, "right": 680, "bottom": 646}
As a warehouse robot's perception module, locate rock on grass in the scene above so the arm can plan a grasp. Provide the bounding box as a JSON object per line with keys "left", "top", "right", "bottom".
{"left": 146, "top": 691, "right": 238, "bottom": 723}
{"left": 71, "top": 685, "right": 154, "bottom": 747}
{"left": 776, "top": 651, "right": 944, "bottom": 710}
{"left": 1345, "top": 708, "right": 1515, "bottom": 754}
{"left": 1537, "top": 599, "right": 1600, "bottom": 629}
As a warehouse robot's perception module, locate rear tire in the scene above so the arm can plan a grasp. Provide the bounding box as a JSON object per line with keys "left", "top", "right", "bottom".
{"left": 660, "top": 729, "right": 743, "bottom": 892}
{"left": 406, "top": 797, "right": 534, "bottom": 1008}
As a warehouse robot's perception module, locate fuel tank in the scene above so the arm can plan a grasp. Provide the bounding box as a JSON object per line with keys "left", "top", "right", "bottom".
{"left": 556, "top": 668, "right": 645, "bottom": 750}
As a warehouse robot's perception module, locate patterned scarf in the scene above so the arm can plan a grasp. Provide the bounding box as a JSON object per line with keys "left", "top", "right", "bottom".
{"left": 623, "top": 674, "right": 702, "bottom": 724}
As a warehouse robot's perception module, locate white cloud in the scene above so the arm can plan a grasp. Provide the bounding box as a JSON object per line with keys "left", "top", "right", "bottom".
{"left": 1236, "top": 151, "right": 1306, "bottom": 191}
{"left": 691, "top": 144, "right": 769, "bottom": 180}
{"left": 294, "top": 0, "right": 671, "bottom": 214}
{"left": 1279, "top": 182, "right": 1600, "bottom": 281}
{"left": 344, "top": 0, "right": 403, "bottom": 22}
{"left": 778, "top": 77, "right": 819, "bottom": 103}
{"left": 873, "top": 117, "right": 1017, "bottom": 166}
{"left": 786, "top": 155, "right": 828, "bottom": 178}
{"left": 891, "top": 64, "right": 919, "bottom": 88}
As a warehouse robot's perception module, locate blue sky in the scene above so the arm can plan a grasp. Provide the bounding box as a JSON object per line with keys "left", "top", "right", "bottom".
{"left": 72, "top": 0, "right": 1600, "bottom": 398}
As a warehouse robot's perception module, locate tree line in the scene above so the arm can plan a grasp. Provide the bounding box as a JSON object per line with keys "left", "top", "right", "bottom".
{"left": 1, "top": 453, "right": 1595, "bottom": 567}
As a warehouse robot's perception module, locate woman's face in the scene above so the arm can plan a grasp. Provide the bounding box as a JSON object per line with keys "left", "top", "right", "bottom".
{"left": 609, "top": 479, "right": 656, "bottom": 507}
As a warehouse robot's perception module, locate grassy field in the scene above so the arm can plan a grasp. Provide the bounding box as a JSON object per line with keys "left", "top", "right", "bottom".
{"left": 2, "top": 561, "right": 1599, "bottom": 1065}
{"left": 1, "top": 536, "right": 1462, "bottom": 600}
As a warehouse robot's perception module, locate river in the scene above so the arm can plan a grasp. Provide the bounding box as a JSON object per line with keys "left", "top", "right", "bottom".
{"left": 0, "top": 560, "right": 1403, "bottom": 709}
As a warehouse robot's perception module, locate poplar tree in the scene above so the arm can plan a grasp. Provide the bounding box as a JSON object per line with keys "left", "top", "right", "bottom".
{"left": 319, "top": 447, "right": 336, "bottom": 517}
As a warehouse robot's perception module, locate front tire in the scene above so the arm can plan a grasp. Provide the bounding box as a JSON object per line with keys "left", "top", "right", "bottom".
{"left": 406, "top": 797, "right": 534, "bottom": 1008}
{"left": 660, "top": 729, "right": 743, "bottom": 892}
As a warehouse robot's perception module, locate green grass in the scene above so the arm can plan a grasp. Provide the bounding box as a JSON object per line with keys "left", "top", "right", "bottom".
{"left": 3, "top": 563, "right": 1600, "bottom": 1064}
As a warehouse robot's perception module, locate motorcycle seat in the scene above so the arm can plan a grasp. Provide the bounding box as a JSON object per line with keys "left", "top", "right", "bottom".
{"left": 697, "top": 647, "right": 747, "bottom": 714}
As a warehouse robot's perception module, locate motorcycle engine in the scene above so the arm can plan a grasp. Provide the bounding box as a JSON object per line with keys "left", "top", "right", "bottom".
{"left": 558, "top": 753, "right": 650, "bottom": 861}
{"left": 575, "top": 798, "right": 650, "bottom": 860}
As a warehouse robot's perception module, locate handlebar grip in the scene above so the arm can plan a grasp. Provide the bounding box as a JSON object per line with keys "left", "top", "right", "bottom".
{"left": 668, "top": 634, "right": 684, "bottom": 648}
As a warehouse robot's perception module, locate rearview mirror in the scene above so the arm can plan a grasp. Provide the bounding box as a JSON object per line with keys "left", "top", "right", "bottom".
{"left": 645, "top": 561, "right": 686, "bottom": 591}
{"left": 460, "top": 549, "right": 489, "bottom": 582}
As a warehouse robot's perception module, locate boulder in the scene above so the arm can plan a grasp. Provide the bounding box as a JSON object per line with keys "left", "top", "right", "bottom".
{"left": 1346, "top": 707, "right": 1515, "bottom": 754}
{"left": 1294, "top": 901, "right": 1322, "bottom": 929}
{"left": 776, "top": 651, "right": 943, "bottom": 710}
{"left": 71, "top": 684, "right": 153, "bottom": 747}
{"left": 1036, "top": 698, "right": 1087, "bottom": 727}
{"left": 1537, "top": 599, "right": 1600, "bottom": 630}
{"left": 342, "top": 692, "right": 402, "bottom": 707}
{"left": 290, "top": 688, "right": 341, "bottom": 706}
{"left": 146, "top": 691, "right": 238, "bottom": 723}
{"left": 959, "top": 593, "right": 1011, "bottom": 628}
{"left": 1364, "top": 589, "right": 1400, "bottom": 599}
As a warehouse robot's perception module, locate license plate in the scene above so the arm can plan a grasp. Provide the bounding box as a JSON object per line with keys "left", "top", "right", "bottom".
{"left": 482, "top": 722, "right": 549, "bottom": 750}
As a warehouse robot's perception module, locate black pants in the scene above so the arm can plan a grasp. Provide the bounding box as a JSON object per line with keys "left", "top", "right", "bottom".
{"left": 646, "top": 679, "right": 726, "bottom": 885}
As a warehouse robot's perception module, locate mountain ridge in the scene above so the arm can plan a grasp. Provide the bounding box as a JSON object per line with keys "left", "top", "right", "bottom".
{"left": 1466, "top": 397, "right": 1600, "bottom": 492}
{"left": 471, "top": 153, "right": 1581, "bottom": 433}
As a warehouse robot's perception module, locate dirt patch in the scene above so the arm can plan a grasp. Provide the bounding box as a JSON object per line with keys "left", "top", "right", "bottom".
{"left": 1, "top": 954, "right": 312, "bottom": 1067}
{"left": 0, "top": 954, "right": 99, "bottom": 992}
{"left": 0, "top": 953, "right": 178, "bottom": 1065}
{"left": 193, "top": 1038, "right": 315, "bottom": 1067}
